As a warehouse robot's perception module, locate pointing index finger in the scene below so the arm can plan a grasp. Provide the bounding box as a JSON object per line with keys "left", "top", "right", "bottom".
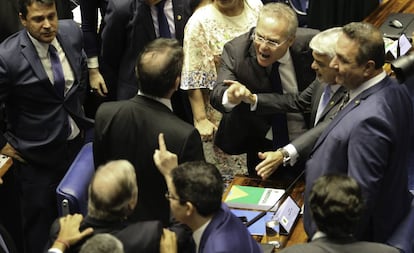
{"left": 158, "top": 133, "right": 166, "bottom": 152}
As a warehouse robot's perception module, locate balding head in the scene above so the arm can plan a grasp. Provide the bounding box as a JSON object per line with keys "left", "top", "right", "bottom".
{"left": 88, "top": 160, "right": 138, "bottom": 221}
{"left": 136, "top": 38, "right": 183, "bottom": 98}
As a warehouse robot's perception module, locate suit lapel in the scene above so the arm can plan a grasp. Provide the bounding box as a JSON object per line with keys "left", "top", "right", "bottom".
{"left": 317, "top": 86, "right": 346, "bottom": 124}
{"left": 311, "top": 81, "right": 387, "bottom": 152}
{"left": 57, "top": 31, "right": 78, "bottom": 82}
{"left": 20, "top": 31, "right": 58, "bottom": 95}
{"left": 310, "top": 82, "right": 324, "bottom": 124}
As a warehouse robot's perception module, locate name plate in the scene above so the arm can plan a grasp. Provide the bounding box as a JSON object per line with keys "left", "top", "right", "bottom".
{"left": 275, "top": 196, "right": 300, "bottom": 235}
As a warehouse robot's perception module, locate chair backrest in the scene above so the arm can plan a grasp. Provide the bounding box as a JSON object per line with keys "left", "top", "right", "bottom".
{"left": 56, "top": 142, "right": 95, "bottom": 216}
{"left": 387, "top": 197, "right": 414, "bottom": 253}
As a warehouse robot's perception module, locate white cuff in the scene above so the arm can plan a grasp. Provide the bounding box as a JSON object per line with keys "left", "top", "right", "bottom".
{"left": 87, "top": 56, "right": 99, "bottom": 69}
{"left": 283, "top": 143, "right": 299, "bottom": 166}
{"left": 222, "top": 89, "right": 237, "bottom": 112}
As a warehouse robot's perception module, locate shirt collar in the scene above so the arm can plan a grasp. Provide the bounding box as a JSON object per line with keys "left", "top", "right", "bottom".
{"left": 311, "top": 231, "right": 327, "bottom": 241}
{"left": 138, "top": 90, "right": 173, "bottom": 111}
{"left": 193, "top": 219, "right": 212, "bottom": 253}
{"left": 349, "top": 71, "right": 386, "bottom": 101}
{"left": 278, "top": 49, "right": 291, "bottom": 65}
{"left": 27, "top": 32, "right": 59, "bottom": 58}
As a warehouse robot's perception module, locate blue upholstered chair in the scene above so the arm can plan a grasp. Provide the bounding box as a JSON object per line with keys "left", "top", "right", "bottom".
{"left": 56, "top": 142, "right": 95, "bottom": 216}
{"left": 387, "top": 197, "right": 414, "bottom": 253}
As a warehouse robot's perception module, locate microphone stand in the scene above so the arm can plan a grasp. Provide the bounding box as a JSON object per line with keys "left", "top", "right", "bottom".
{"left": 245, "top": 169, "right": 305, "bottom": 227}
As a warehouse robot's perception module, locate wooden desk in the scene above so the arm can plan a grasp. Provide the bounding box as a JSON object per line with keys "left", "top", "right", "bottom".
{"left": 223, "top": 175, "right": 308, "bottom": 249}
{"left": 364, "top": 0, "right": 414, "bottom": 28}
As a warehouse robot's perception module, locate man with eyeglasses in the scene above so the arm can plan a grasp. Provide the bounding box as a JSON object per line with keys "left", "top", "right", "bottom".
{"left": 211, "top": 2, "right": 318, "bottom": 178}
{"left": 154, "top": 133, "right": 262, "bottom": 253}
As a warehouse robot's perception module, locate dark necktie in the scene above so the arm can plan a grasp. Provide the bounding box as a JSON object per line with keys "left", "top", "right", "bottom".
{"left": 156, "top": 0, "right": 171, "bottom": 38}
{"left": 49, "top": 45, "right": 65, "bottom": 97}
{"left": 337, "top": 91, "right": 350, "bottom": 112}
{"left": 270, "top": 62, "right": 289, "bottom": 148}
{"left": 49, "top": 44, "right": 70, "bottom": 137}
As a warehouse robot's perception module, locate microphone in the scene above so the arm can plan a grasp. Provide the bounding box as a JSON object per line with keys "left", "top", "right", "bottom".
{"left": 245, "top": 169, "right": 305, "bottom": 227}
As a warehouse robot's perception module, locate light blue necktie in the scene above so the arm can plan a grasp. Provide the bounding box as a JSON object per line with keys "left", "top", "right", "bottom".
{"left": 314, "top": 85, "right": 332, "bottom": 125}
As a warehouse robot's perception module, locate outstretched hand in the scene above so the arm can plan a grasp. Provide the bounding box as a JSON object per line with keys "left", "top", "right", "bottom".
{"left": 153, "top": 133, "right": 178, "bottom": 176}
{"left": 224, "top": 80, "right": 256, "bottom": 105}
{"left": 255, "top": 151, "right": 284, "bottom": 180}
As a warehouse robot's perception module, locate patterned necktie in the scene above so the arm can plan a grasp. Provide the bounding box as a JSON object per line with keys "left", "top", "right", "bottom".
{"left": 338, "top": 91, "right": 350, "bottom": 111}
{"left": 156, "top": 0, "right": 171, "bottom": 38}
{"left": 49, "top": 45, "right": 65, "bottom": 97}
{"left": 270, "top": 62, "right": 289, "bottom": 148}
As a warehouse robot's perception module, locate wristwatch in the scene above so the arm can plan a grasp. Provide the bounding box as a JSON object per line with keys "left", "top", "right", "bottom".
{"left": 277, "top": 148, "right": 291, "bottom": 166}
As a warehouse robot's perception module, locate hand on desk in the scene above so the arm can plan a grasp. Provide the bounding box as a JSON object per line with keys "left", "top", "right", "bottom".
{"left": 255, "top": 150, "right": 284, "bottom": 180}
{"left": 154, "top": 133, "right": 178, "bottom": 177}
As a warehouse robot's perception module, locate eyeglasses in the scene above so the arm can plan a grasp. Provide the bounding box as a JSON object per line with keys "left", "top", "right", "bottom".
{"left": 165, "top": 191, "right": 180, "bottom": 201}
{"left": 254, "top": 33, "right": 288, "bottom": 49}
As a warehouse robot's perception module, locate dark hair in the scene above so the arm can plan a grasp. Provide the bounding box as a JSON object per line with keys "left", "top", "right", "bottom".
{"left": 171, "top": 161, "right": 223, "bottom": 217}
{"left": 342, "top": 22, "right": 385, "bottom": 69}
{"left": 136, "top": 38, "right": 183, "bottom": 97}
{"left": 19, "top": 0, "right": 55, "bottom": 18}
{"left": 309, "top": 174, "right": 364, "bottom": 239}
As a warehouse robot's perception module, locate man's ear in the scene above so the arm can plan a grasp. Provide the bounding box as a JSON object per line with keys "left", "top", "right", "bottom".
{"left": 185, "top": 201, "right": 196, "bottom": 216}
{"left": 363, "top": 60, "right": 377, "bottom": 77}
{"left": 174, "top": 76, "right": 181, "bottom": 91}
{"left": 19, "top": 13, "right": 27, "bottom": 27}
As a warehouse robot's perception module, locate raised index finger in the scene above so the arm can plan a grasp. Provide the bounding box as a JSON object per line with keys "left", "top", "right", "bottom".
{"left": 158, "top": 133, "right": 166, "bottom": 152}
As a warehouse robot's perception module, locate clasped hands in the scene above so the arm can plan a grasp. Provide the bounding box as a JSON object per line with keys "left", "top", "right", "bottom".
{"left": 224, "top": 80, "right": 256, "bottom": 106}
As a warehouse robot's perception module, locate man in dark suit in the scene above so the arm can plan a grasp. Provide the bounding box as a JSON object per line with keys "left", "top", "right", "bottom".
{"left": 93, "top": 38, "right": 204, "bottom": 226}
{"left": 280, "top": 174, "right": 400, "bottom": 253}
{"left": 100, "top": 0, "right": 193, "bottom": 122}
{"left": 210, "top": 3, "right": 317, "bottom": 177}
{"left": 248, "top": 27, "right": 346, "bottom": 179}
{"left": 0, "top": 0, "right": 93, "bottom": 252}
{"left": 304, "top": 22, "right": 413, "bottom": 243}
{"left": 79, "top": 0, "right": 109, "bottom": 118}
{"left": 154, "top": 138, "right": 262, "bottom": 253}
{"left": 48, "top": 160, "right": 177, "bottom": 253}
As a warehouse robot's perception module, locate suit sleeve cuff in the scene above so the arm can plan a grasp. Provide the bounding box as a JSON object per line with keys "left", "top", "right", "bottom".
{"left": 283, "top": 144, "right": 299, "bottom": 166}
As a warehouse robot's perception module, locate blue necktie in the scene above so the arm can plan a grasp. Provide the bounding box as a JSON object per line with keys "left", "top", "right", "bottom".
{"left": 49, "top": 44, "right": 70, "bottom": 137}
{"left": 156, "top": 0, "right": 171, "bottom": 38}
{"left": 270, "top": 62, "right": 289, "bottom": 148}
{"left": 314, "top": 85, "right": 331, "bottom": 124}
{"left": 49, "top": 45, "right": 65, "bottom": 97}
{"left": 320, "top": 85, "right": 331, "bottom": 110}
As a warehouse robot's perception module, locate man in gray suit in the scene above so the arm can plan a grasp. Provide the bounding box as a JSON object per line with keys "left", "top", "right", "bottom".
{"left": 279, "top": 174, "right": 399, "bottom": 253}
{"left": 210, "top": 3, "right": 318, "bottom": 177}
{"left": 249, "top": 27, "right": 346, "bottom": 179}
